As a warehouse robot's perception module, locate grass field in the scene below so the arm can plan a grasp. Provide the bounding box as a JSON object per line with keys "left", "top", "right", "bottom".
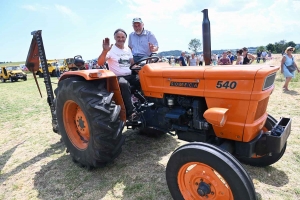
{"left": 0, "top": 55, "right": 300, "bottom": 200}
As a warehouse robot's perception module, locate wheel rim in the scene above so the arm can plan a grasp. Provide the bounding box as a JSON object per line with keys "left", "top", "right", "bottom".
{"left": 178, "top": 162, "right": 233, "bottom": 200}
{"left": 63, "top": 100, "right": 90, "bottom": 150}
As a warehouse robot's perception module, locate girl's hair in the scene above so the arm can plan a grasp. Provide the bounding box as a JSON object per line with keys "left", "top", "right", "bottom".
{"left": 114, "top": 28, "right": 127, "bottom": 38}
{"left": 236, "top": 49, "right": 243, "bottom": 55}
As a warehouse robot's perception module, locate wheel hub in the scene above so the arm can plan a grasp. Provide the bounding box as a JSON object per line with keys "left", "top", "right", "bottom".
{"left": 77, "top": 116, "right": 86, "bottom": 130}
{"left": 197, "top": 181, "right": 211, "bottom": 196}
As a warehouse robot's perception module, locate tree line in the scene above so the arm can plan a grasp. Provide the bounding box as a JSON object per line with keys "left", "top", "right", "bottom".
{"left": 246, "top": 40, "right": 298, "bottom": 54}
{"left": 187, "top": 39, "right": 300, "bottom": 55}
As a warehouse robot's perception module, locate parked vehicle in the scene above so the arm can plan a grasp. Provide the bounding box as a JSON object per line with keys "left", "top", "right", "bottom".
{"left": 36, "top": 60, "right": 66, "bottom": 78}
{"left": 0, "top": 66, "right": 27, "bottom": 82}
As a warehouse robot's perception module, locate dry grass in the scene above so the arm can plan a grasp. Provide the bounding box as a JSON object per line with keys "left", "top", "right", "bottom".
{"left": 0, "top": 56, "right": 299, "bottom": 200}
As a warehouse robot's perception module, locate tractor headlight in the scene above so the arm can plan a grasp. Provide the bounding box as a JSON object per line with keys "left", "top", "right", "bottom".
{"left": 263, "top": 72, "right": 276, "bottom": 91}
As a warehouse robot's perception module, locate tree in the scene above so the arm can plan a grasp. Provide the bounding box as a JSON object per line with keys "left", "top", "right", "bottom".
{"left": 286, "top": 41, "right": 296, "bottom": 48}
{"left": 266, "top": 43, "right": 275, "bottom": 52}
{"left": 188, "top": 38, "right": 202, "bottom": 54}
{"left": 256, "top": 46, "right": 265, "bottom": 52}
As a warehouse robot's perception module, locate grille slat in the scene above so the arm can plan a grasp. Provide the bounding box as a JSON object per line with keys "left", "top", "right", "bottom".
{"left": 255, "top": 97, "right": 269, "bottom": 120}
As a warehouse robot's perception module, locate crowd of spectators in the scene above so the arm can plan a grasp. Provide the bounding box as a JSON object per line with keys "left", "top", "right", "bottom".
{"left": 164, "top": 47, "right": 277, "bottom": 66}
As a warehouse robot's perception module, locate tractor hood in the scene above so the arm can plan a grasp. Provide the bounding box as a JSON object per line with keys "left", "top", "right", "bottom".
{"left": 139, "top": 62, "right": 279, "bottom": 99}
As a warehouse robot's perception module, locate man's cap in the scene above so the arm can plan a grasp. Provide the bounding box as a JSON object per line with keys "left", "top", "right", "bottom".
{"left": 132, "top": 17, "right": 143, "bottom": 24}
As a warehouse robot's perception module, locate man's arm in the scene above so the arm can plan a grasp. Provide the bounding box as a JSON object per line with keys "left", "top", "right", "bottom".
{"left": 148, "top": 32, "right": 159, "bottom": 52}
{"left": 98, "top": 50, "right": 109, "bottom": 66}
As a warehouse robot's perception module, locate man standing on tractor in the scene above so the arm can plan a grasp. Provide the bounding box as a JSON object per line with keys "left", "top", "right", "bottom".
{"left": 97, "top": 29, "right": 139, "bottom": 122}
{"left": 128, "top": 17, "right": 159, "bottom": 62}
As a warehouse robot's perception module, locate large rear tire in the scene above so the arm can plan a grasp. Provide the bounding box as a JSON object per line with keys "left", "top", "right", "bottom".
{"left": 237, "top": 114, "right": 287, "bottom": 167}
{"left": 56, "top": 77, "right": 125, "bottom": 168}
{"left": 166, "top": 142, "right": 256, "bottom": 200}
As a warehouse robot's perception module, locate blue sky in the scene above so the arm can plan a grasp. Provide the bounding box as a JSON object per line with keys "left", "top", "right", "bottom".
{"left": 0, "top": 0, "right": 299, "bottom": 61}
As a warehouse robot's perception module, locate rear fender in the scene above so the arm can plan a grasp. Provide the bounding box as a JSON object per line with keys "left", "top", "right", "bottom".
{"left": 59, "top": 69, "right": 126, "bottom": 121}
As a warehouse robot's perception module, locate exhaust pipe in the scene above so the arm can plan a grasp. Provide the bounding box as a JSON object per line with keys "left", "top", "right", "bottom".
{"left": 202, "top": 9, "right": 211, "bottom": 66}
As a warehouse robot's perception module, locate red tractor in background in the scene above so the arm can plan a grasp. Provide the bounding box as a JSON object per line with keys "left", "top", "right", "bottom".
{"left": 25, "top": 9, "right": 291, "bottom": 200}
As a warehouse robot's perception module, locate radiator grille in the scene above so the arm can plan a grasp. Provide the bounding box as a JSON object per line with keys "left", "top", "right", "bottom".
{"left": 263, "top": 73, "right": 276, "bottom": 90}
{"left": 255, "top": 97, "right": 269, "bottom": 120}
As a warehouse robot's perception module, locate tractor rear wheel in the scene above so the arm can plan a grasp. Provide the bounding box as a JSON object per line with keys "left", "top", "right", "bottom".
{"left": 166, "top": 142, "right": 256, "bottom": 200}
{"left": 237, "top": 114, "right": 287, "bottom": 167}
{"left": 56, "top": 77, "right": 125, "bottom": 168}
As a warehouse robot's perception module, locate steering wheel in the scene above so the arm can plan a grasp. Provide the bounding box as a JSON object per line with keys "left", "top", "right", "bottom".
{"left": 129, "top": 56, "right": 160, "bottom": 70}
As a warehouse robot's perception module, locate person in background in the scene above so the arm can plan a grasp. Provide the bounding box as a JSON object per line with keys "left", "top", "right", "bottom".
{"left": 267, "top": 50, "right": 272, "bottom": 60}
{"left": 188, "top": 53, "right": 198, "bottom": 66}
{"left": 212, "top": 54, "right": 218, "bottom": 65}
{"left": 179, "top": 51, "right": 187, "bottom": 66}
{"left": 98, "top": 28, "right": 139, "bottom": 122}
{"left": 281, "top": 46, "right": 299, "bottom": 91}
{"left": 256, "top": 50, "right": 261, "bottom": 63}
{"left": 227, "top": 51, "right": 234, "bottom": 64}
{"left": 218, "top": 52, "right": 231, "bottom": 65}
{"left": 128, "top": 17, "right": 159, "bottom": 63}
{"left": 261, "top": 50, "right": 267, "bottom": 62}
{"left": 198, "top": 54, "right": 203, "bottom": 66}
{"left": 235, "top": 49, "right": 243, "bottom": 65}
{"left": 170, "top": 56, "right": 175, "bottom": 66}
{"left": 242, "top": 47, "right": 255, "bottom": 65}
{"left": 55, "top": 62, "right": 60, "bottom": 79}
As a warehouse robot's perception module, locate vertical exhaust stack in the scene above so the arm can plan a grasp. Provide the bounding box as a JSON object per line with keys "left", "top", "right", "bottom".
{"left": 202, "top": 9, "right": 211, "bottom": 65}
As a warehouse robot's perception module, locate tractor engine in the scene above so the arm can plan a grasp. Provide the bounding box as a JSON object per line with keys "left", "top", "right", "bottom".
{"left": 140, "top": 95, "right": 212, "bottom": 142}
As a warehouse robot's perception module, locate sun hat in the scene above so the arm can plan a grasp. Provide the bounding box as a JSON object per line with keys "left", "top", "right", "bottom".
{"left": 285, "top": 46, "right": 295, "bottom": 54}
{"left": 132, "top": 17, "right": 143, "bottom": 24}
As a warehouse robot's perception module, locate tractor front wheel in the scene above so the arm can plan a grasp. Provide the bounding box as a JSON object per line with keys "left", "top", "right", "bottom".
{"left": 56, "top": 77, "right": 125, "bottom": 168}
{"left": 166, "top": 142, "right": 256, "bottom": 200}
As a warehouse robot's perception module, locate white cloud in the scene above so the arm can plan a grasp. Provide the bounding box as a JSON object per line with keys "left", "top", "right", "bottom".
{"left": 55, "top": 4, "right": 82, "bottom": 25}
{"left": 170, "top": 0, "right": 299, "bottom": 49}
{"left": 21, "top": 4, "right": 49, "bottom": 11}
{"left": 124, "top": 0, "right": 190, "bottom": 21}
{"left": 22, "top": 5, "right": 37, "bottom": 11}
{"left": 117, "top": 0, "right": 123, "bottom": 4}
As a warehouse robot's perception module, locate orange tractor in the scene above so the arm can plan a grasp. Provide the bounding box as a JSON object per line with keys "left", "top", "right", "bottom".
{"left": 26, "top": 10, "right": 291, "bottom": 200}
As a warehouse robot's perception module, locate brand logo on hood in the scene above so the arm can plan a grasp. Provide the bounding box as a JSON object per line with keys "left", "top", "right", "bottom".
{"left": 170, "top": 81, "right": 199, "bottom": 88}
